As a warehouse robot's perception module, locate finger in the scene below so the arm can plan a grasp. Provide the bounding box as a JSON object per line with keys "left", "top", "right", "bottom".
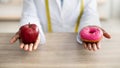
{"left": 20, "top": 43, "right": 24, "bottom": 49}
{"left": 93, "top": 43, "right": 97, "bottom": 51}
{"left": 103, "top": 32, "right": 111, "bottom": 39}
{"left": 33, "top": 36, "right": 40, "bottom": 50}
{"left": 24, "top": 44, "right": 29, "bottom": 51}
{"left": 83, "top": 42, "right": 87, "bottom": 49}
{"left": 33, "top": 40, "right": 39, "bottom": 50}
{"left": 10, "top": 34, "right": 19, "bottom": 44}
{"left": 96, "top": 42, "right": 101, "bottom": 49}
{"left": 29, "top": 43, "right": 33, "bottom": 51}
{"left": 88, "top": 43, "right": 92, "bottom": 51}
{"left": 100, "top": 27, "right": 111, "bottom": 39}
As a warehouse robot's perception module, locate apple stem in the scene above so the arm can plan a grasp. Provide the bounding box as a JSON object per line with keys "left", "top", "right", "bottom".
{"left": 29, "top": 22, "right": 31, "bottom": 27}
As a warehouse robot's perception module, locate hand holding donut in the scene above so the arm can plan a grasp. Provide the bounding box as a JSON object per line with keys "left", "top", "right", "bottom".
{"left": 80, "top": 26, "right": 111, "bottom": 51}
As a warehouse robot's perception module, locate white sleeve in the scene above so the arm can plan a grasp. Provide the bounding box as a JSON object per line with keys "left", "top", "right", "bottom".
{"left": 20, "top": 0, "right": 46, "bottom": 44}
{"left": 77, "top": 0, "right": 101, "bottom": 44}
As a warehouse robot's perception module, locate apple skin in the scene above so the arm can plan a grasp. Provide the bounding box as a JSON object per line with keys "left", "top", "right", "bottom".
{"left": 19, "top": 23, "right": 39, "bottom": 44}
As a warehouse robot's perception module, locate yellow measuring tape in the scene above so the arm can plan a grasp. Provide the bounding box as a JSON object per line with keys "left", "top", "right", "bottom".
{"left": 75, "top": 0, "right": 84, "bottom": 32}
{"left": 45, "top": 0, "right": 84, "bottom": 32}
{"left": 45, "top": 0, "right": 52, "bottom": 32}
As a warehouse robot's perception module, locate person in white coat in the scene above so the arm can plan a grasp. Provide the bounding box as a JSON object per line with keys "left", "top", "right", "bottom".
{"left": 10, "top": 0, "right": 111, "bottom": 51}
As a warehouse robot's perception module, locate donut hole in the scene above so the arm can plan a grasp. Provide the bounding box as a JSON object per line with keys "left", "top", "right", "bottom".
{"left": 89, "top": 30, "right": 96, "bottom": 34}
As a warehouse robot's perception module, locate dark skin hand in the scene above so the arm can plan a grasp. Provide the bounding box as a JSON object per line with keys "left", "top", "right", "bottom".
{"left": 10, "top": 32, "right": 40, "bottom": 52}
{"left": 82, "top": 27, "right": 111, "bottom": 51}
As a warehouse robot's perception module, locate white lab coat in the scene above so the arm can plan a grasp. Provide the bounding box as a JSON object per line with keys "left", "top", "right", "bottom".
{"left": 20, "top": 0, "right": 101, "bottom": 44}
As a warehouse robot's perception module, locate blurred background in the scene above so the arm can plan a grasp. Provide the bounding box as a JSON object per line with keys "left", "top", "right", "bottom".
{"left": 0, "top": 0, "right": 119, "bottom": 33}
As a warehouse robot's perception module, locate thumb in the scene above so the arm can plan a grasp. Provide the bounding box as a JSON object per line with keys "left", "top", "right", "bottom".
{"left": 100, "top": 27, "right": 111, "bottom": 39}
{"left": 33, "top": 34, "right": 40, "bottom": 50}
{"left": 10, "top": 32, "right": 20, "bottom": 44}
{"left": 103, "top": 32, "right": 111, "bottom": 39}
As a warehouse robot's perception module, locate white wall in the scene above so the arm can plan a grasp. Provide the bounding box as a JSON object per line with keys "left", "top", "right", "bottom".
{"left": 111, "top": 0, "right": 120, "bottom": 18}
{"left": 98, "top": 0, "right": 111, "bottom": 19}
{"left": 0, "top": 0, "right": 23, "bottom": 20}
{"left": 98, "top": 0, "right": 120, "bottom": 19}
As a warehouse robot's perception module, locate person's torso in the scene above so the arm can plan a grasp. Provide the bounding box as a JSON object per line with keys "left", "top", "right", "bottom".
{"left": 34, "top": 0, "right": 84, "bottom": 32}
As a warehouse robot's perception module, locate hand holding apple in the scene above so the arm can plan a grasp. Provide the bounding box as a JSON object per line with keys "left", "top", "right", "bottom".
{"left": 10, "top": 23, "right": 40, "bottom": 51}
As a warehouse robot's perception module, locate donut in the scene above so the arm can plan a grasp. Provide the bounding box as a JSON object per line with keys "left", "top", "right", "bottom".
{"left": 80, "top": 26, "right": 103, "bottom": 43}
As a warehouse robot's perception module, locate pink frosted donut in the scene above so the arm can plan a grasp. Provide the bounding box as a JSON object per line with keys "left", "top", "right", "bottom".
{"left": 80, "top": 26, "right": 103, "bottom": 43}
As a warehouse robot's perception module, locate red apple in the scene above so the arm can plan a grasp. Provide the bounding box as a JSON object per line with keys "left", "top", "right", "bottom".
{"left": 19, "top": 23, "right": 39, "bottom": 44}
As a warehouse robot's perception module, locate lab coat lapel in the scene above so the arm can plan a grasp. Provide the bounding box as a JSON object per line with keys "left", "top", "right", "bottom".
{"left": 56, "top": 0, "right": 62, "bottom": 11}
{"left": 61, "top": 0, "right": 77, "bottom": 19}
{"left": 48, "top": 0, "right": 61, "bottom": 20}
